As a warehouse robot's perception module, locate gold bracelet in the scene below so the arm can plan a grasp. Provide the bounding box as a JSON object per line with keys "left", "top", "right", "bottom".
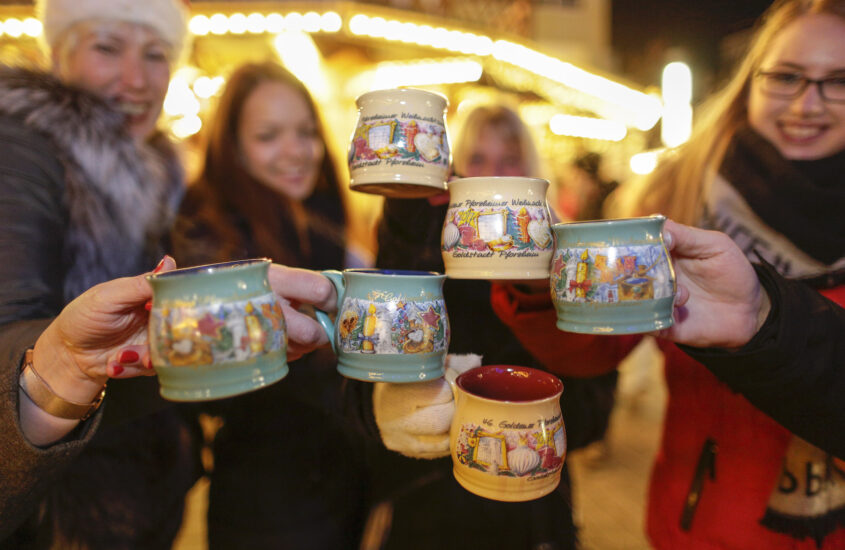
{"left": 18, "top": 349, "right": 106, "bottom": 420}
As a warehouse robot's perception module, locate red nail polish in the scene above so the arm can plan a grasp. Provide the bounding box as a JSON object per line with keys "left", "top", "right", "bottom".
{"left": 119, "top": 350, "right": 139, "bottom": 363}
{"left": 152, "top": 257, "right": 167, "bottom": 273}
{"left": 144, "top": 357, "right": 154, "bottom": 370}
{"left": 111, "top": 364, "right": 124, "bottom": 376}
{"left": 144, "top": 301, "right": 152, "bottom": 311}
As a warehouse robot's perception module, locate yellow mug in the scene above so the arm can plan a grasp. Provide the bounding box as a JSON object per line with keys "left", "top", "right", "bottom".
{"left": 448, "top": 365, "right": 565, "bottom": 501}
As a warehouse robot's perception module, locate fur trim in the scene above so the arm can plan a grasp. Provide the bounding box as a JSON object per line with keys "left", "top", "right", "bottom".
{"left": 0, "top": 66, "right": 183, "bottom": 300}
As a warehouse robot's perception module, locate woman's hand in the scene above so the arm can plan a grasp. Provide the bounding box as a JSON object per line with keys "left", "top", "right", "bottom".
{"left": 655, "top": 220, "right": 770, "bottom": 349}
{"left": 267, "top": 264, "right": 337, "bottom": 361}
{"left": 21, "top": 256, "right": 177, "bottom": 444}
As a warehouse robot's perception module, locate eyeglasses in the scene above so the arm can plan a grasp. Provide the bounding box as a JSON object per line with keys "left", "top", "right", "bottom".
{"left": 754, "top": 70, "right": 845, "bottom": 103}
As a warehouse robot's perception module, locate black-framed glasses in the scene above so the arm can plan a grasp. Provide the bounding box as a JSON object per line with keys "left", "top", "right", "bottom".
{"left": 754, "top": 70, "right": 845, "bottom": 103}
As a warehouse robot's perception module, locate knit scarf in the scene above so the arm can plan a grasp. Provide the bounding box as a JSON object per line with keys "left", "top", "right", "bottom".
{"left": 703, "top": 125, "right": 845, "bottom": 547}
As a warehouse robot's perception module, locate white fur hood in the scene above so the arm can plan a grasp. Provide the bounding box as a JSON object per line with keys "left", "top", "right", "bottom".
{"left": 0, "top": 65, "right": 184, "bottom": 300}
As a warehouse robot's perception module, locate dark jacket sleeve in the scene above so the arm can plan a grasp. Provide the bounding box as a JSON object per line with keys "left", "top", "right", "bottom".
{"left": 682, "top": 263, "right": 845, "bottom": 459}
{"left": 376, "top": 198, "right": 446, "bottom": 271}
{"left": 0, "top": 120, "right": 102, "bottom": 538}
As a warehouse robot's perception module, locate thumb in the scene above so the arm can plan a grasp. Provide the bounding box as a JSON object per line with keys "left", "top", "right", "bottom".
{"left": 151, "top": 254, "right": 178, "bottom": 274}
{"left": 89, "top": 255, "right": 177, "bottom": 310}
{"left": 664, "top": 219, "right": 720, "bottom": 259}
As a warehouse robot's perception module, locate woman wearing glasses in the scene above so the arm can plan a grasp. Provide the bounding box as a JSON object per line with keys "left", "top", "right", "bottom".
{"left": 492, "top": 0, "right": 845, "bottom": 548}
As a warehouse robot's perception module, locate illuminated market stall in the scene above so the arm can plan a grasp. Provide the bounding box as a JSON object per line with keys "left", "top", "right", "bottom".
{"left": 0, "top": 1, "right": 680, "bottom": 255}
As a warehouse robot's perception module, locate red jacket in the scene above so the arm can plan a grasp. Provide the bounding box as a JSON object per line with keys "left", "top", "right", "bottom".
{"left": 490, "top": 283, "right": 845, "bottom": 550}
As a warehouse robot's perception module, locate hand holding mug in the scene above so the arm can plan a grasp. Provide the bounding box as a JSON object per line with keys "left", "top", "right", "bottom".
{"left": 21, "top": 255, "right": 177, "bottom": 445}
{"left": 655, "top": 219, "right": 769, "bottom": 348}
{"left": 267, "top": 264, "right": 337, "bottom": 361}
{"left": 373, "top": 354, "right": 482, "bottom": 459}
{"left": 37, "top": 255, "right": 177, "bottom": 385}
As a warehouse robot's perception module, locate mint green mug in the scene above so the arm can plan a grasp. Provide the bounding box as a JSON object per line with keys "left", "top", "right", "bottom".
{"left": 550, "top": 215, "right": 676, "bottom": 334}
{"left": 147, "top": 259, "right": 288, "bottom": 401}
{"left": 316, "top": 269, "right": 449, "bottom": 383}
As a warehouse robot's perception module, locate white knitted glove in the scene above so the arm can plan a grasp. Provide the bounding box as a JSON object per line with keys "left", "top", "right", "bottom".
{"left": 373, "top": 354, "right": 482, "bottom": 459}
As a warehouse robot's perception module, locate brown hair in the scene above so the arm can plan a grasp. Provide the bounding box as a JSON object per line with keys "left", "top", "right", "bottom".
{"left": 196, "top": 61, "right": 346, "bottom": 267}
{"left": 610, "top": 0, "right": 845, "bottom": 223}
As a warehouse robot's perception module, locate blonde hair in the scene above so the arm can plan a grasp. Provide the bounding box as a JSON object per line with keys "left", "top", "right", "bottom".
{"left": 451, "top": 104, "right": 540, "bottom": 177}
{"left": 613, "top": 0, "right": 845, "bottom": 223}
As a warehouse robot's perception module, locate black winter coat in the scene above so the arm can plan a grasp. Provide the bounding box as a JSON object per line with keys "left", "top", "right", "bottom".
{"left": 684, "top": 263, "right": 845, "bottom": 460}
{"left": 0, "top": 67, "right": 196, "bottom": 549}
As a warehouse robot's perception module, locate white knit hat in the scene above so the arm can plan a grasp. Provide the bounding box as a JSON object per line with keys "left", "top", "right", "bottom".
{"left": 36, "top": 0, "right": 189, "bottom": 57}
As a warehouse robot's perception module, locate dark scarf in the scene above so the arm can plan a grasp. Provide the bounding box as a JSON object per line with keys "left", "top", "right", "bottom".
{"left": 705, "top": 125, "right": 845, "bottom": 547}
{"left": 705, "top": 124, "right": 845, "bottom": 286}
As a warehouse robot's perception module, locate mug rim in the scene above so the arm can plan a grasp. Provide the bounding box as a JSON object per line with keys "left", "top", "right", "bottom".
{"left": 356, "top": 87, "right": 448, "bottom": 106}
{"left": 552, "top": 214, "right": 666, "bottom": 229}
{"left": 148, "top": 258, "right": 271, "bottom": 281}
{"left": 456, "top": 365, "right": 563, "bottom": 403}
{"left": 448, "top": 176, "right": 549, "bottom": 186}
{"left": 344, "top": 268, "right": 445, "bottom": 278}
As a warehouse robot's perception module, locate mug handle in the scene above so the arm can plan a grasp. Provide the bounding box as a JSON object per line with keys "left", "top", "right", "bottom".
{"left": 314, "top": 270, "right": 345, "bottom": 355}
{"left": 444, "top": 365, "right": 460, "bottom": 400}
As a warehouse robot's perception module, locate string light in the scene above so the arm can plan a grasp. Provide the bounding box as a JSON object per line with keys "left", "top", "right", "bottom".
{"left": 630, "top": 149, "right": 666, "bottom": 175}
{"left": 227, "top": 13, "right": 247, "bottom": 35}
{"left": 171, "top": 115, "right": 202, "bottom": 139}
{"left": 351, "top": 58, "right": 483, "bottom": 92}
{"left": 245, "top": 13, "right": 266, "bottom": 34}
{"left": 549, "top": 114, "right": 627, "bottom": 141}
{"left": 0, "top": 7, "right": 663, "bottom": 138}
{"left": 273, "top": 31, "right": 331, "bottom": 102}
{"left": 3, "top": 18, "right": 23, "bottom": 38}
{"left": 661, "top": 62, "right": 693, "bottom": 147}
{"left": 189, "top": 15, "right": 210, "bottom": 36}
{"left": 22, "top": 18, "right": 41, "bottom": 37}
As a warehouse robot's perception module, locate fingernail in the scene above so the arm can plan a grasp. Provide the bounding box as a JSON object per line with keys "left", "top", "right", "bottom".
{"left": 119, "top": 350, "right": 139, "bottom": 363}
{"left": 144, "top": 301, "right": 152, "bottom": 311}
{"left": 144, "top": 357, "right": 154, "bottom": 370}
{"left": 152, "top": 255, "right": 171, "bottom": 273}
{"left": 110, "top": 363, "right": 124, "bottom": 376}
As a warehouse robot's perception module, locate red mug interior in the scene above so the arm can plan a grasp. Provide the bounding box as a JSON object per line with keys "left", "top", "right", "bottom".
{"left": 457, "top": 365, "right": 563, "bottom": 402}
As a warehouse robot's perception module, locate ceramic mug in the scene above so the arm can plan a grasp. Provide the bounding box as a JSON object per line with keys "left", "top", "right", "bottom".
{"left": 348, "top": 88, "right": 450, "bottom": 198}
{"left": 448, "top": 365, "right": 565, "bottom": 502}
{"left": 441, "top": 177, "right": 554, "bottom": 279}
{"left": 147, "top": 259, "right": 287, "bottom": 401}
{"left": 315, "top": 269, "right": 449, "bottom": 382}
{"left": 550, "top": 215, "right": 676, "bottom": 334}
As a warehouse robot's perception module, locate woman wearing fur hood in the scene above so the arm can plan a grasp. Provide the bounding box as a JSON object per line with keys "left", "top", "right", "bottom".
{"left": 0, "top": 0, "right": 198, "bottom": 547}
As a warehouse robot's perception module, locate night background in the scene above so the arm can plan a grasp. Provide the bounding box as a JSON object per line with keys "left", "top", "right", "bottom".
{"left": 611, "top": 0, "right": 774, "bottom": 96}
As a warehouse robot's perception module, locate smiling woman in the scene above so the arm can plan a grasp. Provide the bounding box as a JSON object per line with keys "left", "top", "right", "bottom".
{"left": 53, "top": 20, "right": 173, "bottom": 140}
{"left": 594, "top": 0, "right": 845, "bottom": 548}
{"left": 237, "top": 79, "right": 326, "bottom": 201}
{"left": 170, "top": 62, "right": 369, "bottom": 549}
{"left": 747, "top": 13, "right": 845, "bottom": 160}
{"left": 0, "top": 0, "right": 195, "bottom": 547}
